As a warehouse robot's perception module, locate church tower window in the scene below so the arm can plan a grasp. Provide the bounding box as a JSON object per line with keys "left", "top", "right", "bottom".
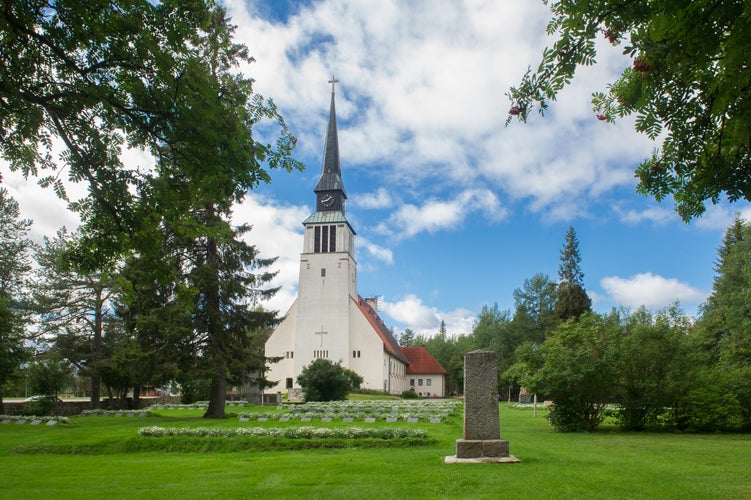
{"left": 313, "top": 225, "right": 337, "bottom": 253}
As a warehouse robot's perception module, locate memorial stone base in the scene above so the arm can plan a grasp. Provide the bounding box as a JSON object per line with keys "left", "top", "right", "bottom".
{"left": 444, "top": 438, "right": 520, "bottom": 464}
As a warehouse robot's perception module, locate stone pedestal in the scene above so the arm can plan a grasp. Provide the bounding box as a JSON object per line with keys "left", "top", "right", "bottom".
{"left": 445, "top": 350, "right": 520, "bottom": 464}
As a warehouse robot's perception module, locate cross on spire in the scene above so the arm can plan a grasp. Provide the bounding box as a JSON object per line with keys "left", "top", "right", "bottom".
{"left": 328, "top": 75, "right": 339, "bottom": 94}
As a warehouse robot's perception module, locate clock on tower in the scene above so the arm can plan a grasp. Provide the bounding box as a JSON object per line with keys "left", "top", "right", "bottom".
{"left": 317, "top": 191, "right": 343, "bottom": 212}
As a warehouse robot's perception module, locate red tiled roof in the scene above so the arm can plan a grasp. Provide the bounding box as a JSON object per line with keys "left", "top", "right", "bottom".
{"left": 354, "top": 296, "right": 409, "bottom": 364}
{"left": 401, "top": 345, "right": 448, "bottom": 375}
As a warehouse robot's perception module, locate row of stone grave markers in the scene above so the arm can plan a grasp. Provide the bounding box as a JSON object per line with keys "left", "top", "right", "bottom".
{"left": 80, "top": 410, "right": 151, "bottom": 417}
{"left": 237, "top": 414, "right": 443, "bottom": 423}
{"left": 1, "top": 417, "right": 67, "bottom": 426}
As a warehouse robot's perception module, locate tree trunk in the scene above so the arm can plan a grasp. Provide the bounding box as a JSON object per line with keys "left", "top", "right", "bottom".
{"left": 202, "top": 218, "right": 226, "bottom": 419}
{"left": 204, "top": 367, "right": 226, "bottom": 419}
{"left": 90, "top": 287, "right": 103, "bottom": 409}
{"left": 90, "top": 373, "right": 101, "bottom": 409}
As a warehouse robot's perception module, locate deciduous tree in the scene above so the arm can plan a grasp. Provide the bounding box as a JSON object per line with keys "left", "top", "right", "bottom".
{"left": 507, "top": 0, "right": 751, "bottom": 220}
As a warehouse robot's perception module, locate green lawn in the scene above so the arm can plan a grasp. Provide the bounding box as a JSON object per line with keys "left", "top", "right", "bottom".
{"left": 1, "top": 404, "right": 749, "bottom": 499}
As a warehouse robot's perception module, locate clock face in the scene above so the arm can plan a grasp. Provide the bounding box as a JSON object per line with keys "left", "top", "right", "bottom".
{"left": 321, "top": 194, "right": 335, "bottom": 207}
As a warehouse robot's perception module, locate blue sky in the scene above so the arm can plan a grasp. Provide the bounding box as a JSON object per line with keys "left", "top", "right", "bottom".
{"left": 4, "top": 0, "right": 750, "bottom": 337}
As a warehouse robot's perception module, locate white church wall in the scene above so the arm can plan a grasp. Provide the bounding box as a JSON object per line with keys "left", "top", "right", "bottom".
{"left": 265, "top": 300, "right": 299, "bottom": 393}
{"left": 349, "top": 300, "right": 387, "bottom": 391}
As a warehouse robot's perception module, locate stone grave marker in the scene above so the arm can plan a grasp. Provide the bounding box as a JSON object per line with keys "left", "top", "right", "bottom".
{"left": 258, "top": 417, "right": 269, "bottom": 422}
{"left": 301, "top": 417, "right": 311, "bottom": 422}
{"left": 407, "top": 417, "right": 419, "bottom": 423}
{"left": 2, "top": 419, "right": 12, "bottom": 424}
{"left": 445, "top": 349, "right": 519, "bottom": 464}
{"left": 279, "top": 416, "right": 290, "bottom": 422}
{"left": 16, "top": 419, "right": 27, "bottom": 425}
{"left": 139, "top": 412, "right": 148, "bottom": 417}
{"left": 364, "top": 417, "right": 376, "bottom": 423}
{"left": 321, "top": 417, "right": 332, "bottom": 422}
{"left": 342, "top": 417, "right": 354, "bottom": 423}
{"left": 239, "top": 416, "right": 250, "bottom": 422}
{"left": 386, "top": 417, "right": 397, "bottom": 423}
{"left": 46, "top": 420, "right": 58, "bottom": 426}
{"left": 30, "top": 419, "right": 42, "bottom": 425}
{"left": 430, "top": 418, "right": 442, "bottom": 424}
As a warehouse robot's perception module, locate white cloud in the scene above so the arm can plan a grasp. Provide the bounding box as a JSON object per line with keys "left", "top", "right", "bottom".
{"left": 359, "top": 238, "right": 394, "bottom": 265}
{"left": 380, "top": 293, "right": 475, "bottom": 337}
{"left": 615, "top": 205, "right": 675, "bottom": 226}
{"left": 352, "top": 187, "right": 393, "bottom": 210}
{"left": 2, "top": 165, "right": 82, "bottom": 243}
{"left": 231, "top": 194, "right": 308, "bottom": 314}
{"left": 223, "top": 0, "right": 654, "bottom": 220}
{"left": 600, "top": 272, "right": 706, "bottom": 309}
{"left": 382, "top": 189, "right": 505, "bottom": 239}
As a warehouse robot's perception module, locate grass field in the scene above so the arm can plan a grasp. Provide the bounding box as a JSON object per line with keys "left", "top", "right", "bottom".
{"left": 1, "top": 403, "right": 749, "bottom": 499}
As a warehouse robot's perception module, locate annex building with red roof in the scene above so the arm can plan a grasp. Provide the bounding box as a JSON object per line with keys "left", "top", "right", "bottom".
{"left": 401, "top": 345, "right": 448, "bottom": 397}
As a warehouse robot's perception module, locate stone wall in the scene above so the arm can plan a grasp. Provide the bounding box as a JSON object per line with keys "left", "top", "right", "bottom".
{"left": 1, "top": 395, "right": 182, "bottom": 417}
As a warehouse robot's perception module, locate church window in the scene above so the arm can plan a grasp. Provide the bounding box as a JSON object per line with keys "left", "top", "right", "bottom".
{"left": 286, "top": 378, "right": 293, "bottom": 389}
{"left": 352, "top": 350, "right": 361, "bottom": 358}
{"left": 313, "top": 225, "right": 338, "bottom": 253}
{"left": 321, "top": 268, "right": 326, "bottom": 277}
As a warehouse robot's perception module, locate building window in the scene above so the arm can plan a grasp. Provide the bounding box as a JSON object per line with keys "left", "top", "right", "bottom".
{"left": 352, "top": 350, "right": 361, "bottom": 358}
{"left": 314, "top": 225, "right": 337, "bottom": 253}
{"left": 321, "top": 268, "right": 326, "bottom": 277}
{"left": 418, "top": 379, "right": 423, "bottom": 386}
{"left": 426, "top": 379, "right": 432, "bottom": 386}
{"left": 314, "top": 350, "right": 329, "bottom": 359}
{"left": 286, "top": 378, "right": 293, "bottom": 389}
{"left": 410, "top": 379, "right": 415, "bottom": 386}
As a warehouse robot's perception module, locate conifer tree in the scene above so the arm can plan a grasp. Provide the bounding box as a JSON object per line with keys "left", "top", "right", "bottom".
{"left": 555, "top": 227, "right": 591, "bottom": 321}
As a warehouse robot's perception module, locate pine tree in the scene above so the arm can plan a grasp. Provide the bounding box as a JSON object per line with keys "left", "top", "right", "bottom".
{"left": 555, "top": 227, "right": 591, "bottom": 321}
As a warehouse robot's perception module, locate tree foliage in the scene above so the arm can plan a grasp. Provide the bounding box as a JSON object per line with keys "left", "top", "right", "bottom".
{"left": 0, "top": 188, "right": 32, "bottom": 410}
{"left": 297, "top": 359, "right": 363, "bottom": 402}
{"left": 1, "top": 1, "right": 300, "bottom": 264}
{"left": 33, "top": 228, "right": 117, "bottom": 407}
{"left": 525, "top": 313, "right": 618, "bottom": 432}
{"left": 555, "top": 227, "right": 591, "bottom": 321}
{"left": 507, "top": 0, "right": 751, "bottom": 220}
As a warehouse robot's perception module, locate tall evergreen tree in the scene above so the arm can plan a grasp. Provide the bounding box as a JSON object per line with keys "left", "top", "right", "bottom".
{"left": 0, "top": 188, "right": 32, "bottom": 412}
{"left": 512, "top": 273, "right": 558, "bottom": 341}
{"left": 33, "top": 228, "right": 117, "bottom": 408}
{"left": 555, "top": 227, "right": 591, "bottom": 321}
{"left": 695, "top": 215, "right": 751, "bottom": 430}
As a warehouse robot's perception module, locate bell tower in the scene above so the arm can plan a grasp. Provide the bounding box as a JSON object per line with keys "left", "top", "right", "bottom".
{"left": 294, "top": 77, "right": 357, "bottom": 374}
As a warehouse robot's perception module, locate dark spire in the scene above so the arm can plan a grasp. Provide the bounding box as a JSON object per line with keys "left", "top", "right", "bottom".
{"left": 314, "top": 76, "right": 346, "bottom": 195}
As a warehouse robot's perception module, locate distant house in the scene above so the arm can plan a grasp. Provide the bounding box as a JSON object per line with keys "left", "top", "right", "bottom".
{"left": 401, "top": 345, "right": 448, "bottom": 397}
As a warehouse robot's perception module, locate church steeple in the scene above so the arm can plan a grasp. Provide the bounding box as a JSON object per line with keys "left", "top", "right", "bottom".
{"left": 314, "top": 76, "right": 347, "bottom": 213}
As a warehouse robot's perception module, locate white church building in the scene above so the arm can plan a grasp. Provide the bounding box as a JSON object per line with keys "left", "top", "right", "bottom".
{"left": 265, "top": 81, "right": 429, "bottom": 396}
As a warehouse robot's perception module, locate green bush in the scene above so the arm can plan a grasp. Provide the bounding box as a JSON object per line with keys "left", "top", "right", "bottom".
{"left": 401, "top": 390, "right": 418, "bottom": 399}
{"left": 22, "top": 398, "right": 54, "bottom": 417}
{"left": 297, "top": 359, "right": 363, "bottom": 402}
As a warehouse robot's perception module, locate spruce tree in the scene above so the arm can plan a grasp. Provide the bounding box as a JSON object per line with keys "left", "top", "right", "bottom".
{"left": 555, "top": 226, "right": 591, "bottom": 321}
